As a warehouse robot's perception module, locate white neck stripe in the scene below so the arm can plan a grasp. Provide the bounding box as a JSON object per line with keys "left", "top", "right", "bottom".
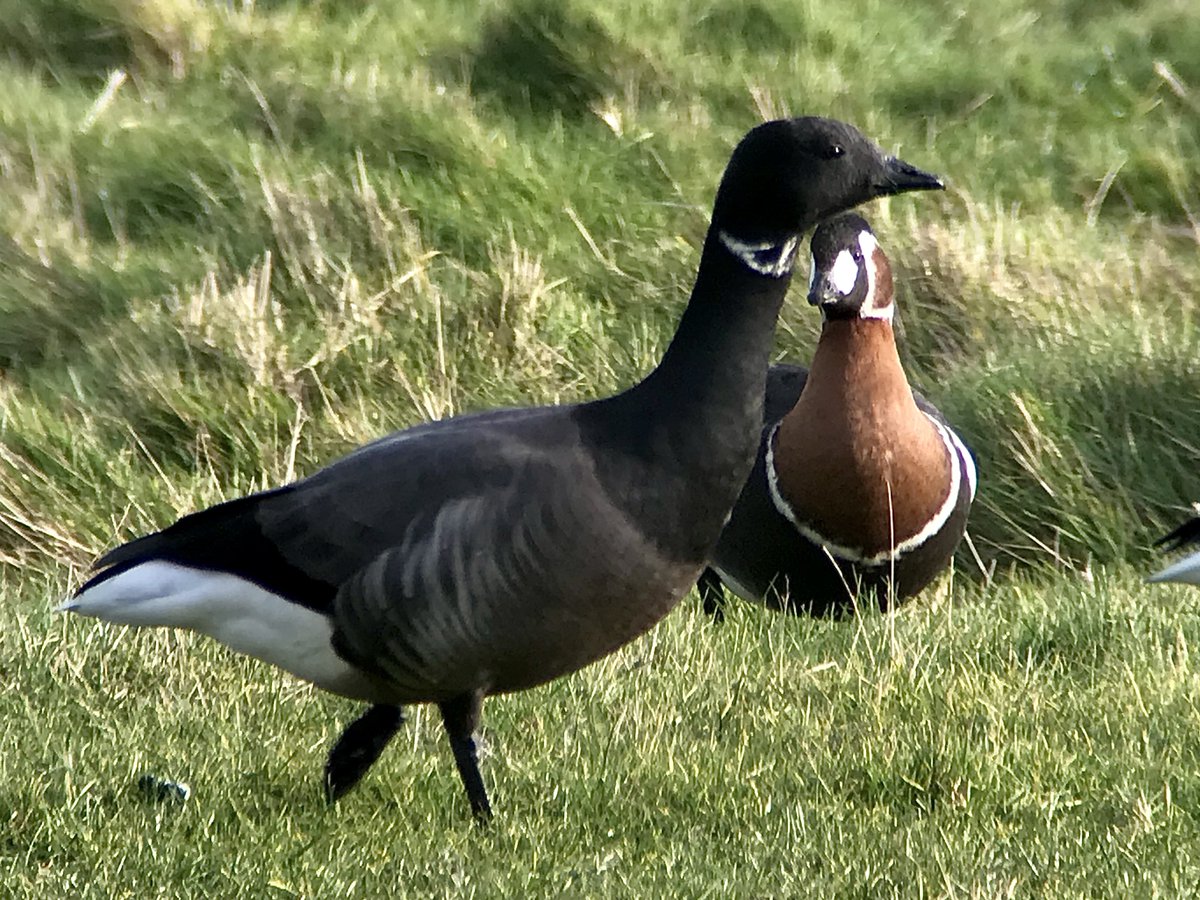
{"left": 764, "top": 414, "right": 971, "bottom": 565}
{"left": 718, "top": 230, "right": 798, "bottom": 278}
{"left": 859, "top": 231, "right": 893, "bottom": 321}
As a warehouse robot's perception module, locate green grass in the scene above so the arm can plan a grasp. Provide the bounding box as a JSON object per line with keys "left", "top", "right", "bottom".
{"left": 7, "top": 570, "right": 1200, "bottom": 896}
{"left": 1, "top": 0, "right": 1199, "bottom": 895}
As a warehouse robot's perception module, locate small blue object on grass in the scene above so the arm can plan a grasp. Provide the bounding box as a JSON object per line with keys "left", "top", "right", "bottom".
{"left": 137, "top": 773, "right": 191, "bottom": 804}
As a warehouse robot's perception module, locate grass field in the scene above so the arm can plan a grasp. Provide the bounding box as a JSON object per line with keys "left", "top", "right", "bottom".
{"left": 2, "top": 0, "right": 1200, "bottom": 896}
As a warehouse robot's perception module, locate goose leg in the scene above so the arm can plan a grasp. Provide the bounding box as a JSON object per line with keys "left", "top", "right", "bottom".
{"left": 697, "top": 567, "right": 727, "bottom": 624}
{"left": 439, "top": 691, "right": 491, "bottom": 822}
{"left": 324, "top": 703, "right": 404, "bottom": 802}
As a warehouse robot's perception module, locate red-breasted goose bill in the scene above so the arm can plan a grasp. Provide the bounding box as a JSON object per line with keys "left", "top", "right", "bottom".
{"left": 700, "top": 213, "right": 975, "bottom": 620}
{"left": 61, "top": 120, "right": 943, "bottom": 819}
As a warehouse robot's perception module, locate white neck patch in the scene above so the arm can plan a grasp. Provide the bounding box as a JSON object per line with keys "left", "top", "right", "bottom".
{"left": 857, "top": 231, "right": 893, "bottom": 322}
{"left": 718, "top": 231, "right": 799, "bottom": 278}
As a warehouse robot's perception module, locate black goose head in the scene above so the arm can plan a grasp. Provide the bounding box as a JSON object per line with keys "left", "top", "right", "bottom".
{"left": 806, "top": 213, "right": 894, "bottom": 321}
{"left": 711, "top": 118, "right": 942, "bottom": 277}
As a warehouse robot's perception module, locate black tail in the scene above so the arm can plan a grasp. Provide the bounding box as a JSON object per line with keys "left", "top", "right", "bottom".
{"left": 79, "top": 485, "right": 335, "bottom": 609}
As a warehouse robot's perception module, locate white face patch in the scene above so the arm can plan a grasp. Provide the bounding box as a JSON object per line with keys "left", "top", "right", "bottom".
{"left": 718, "top": 231, "right": 799, "bottom": 278}
{"left": 827, "top": 248, "right": 860, "bottom": 296}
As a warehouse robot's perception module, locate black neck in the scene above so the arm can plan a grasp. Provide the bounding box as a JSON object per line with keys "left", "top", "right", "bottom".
{"left": 637, "top": 231, "right": 792, "bottom": 410}
{"left": 579, "top": 229, "right": 793, "bottom": 561}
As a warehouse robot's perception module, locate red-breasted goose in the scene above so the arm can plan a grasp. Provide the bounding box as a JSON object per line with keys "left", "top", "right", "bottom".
{"left": 700, "top": 213, "right": 975, "bottom": 620}
{"left": 1150, "top": 515, "right": 1200, "bottom": 585}
{"left": 61, "top": 120, "right": 943, "bottom": 819}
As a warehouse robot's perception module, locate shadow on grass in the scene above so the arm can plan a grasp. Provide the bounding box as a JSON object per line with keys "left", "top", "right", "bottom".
{"left": 0, "top": 238, "right": 112, "bottom": 374}
{"left": 686, "top": 1, "right": 806, "bottom": 57}
{"left": 939, "top": 347, "right": 1200, "bottom": 578}
{"left": 439, "top": 0, "right": 658, "bottom": 124}
{"left": 0, "top": 0, "right": 172, "bottom": 82}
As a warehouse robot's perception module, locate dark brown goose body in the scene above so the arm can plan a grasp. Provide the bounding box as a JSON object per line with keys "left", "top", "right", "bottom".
{"left": 63, "top": 123, "right": 944, "bottom": 818}
{"left": 702, "top": 215, "right": 975, "bottom": 619}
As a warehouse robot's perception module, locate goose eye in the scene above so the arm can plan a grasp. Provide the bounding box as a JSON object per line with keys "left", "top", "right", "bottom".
{"left": 824, "top": 144, "right": 845, "bottom": 159}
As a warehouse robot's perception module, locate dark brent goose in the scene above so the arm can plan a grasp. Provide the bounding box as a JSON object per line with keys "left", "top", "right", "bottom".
{"left": 699, "top": 213, "right": 975, "bottom": 620}
{"left": 60, "top": 119, "right": 943, "bottom": 819}
{"left": 1150, "top": 514, "right": 1200, "bottom": 585}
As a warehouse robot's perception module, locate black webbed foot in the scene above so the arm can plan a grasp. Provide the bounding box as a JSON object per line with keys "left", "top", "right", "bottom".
{"left": 324, "top": 703, "right": 404, "bottom": 802}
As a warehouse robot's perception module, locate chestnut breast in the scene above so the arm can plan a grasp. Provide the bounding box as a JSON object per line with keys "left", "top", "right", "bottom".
{"left": 770, "top": 318, "right": 952, "bottom": 558}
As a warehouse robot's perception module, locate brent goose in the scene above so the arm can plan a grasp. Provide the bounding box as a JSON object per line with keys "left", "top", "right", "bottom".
{"left": 1150, "top": 514, "right": 1200, "bottom": 585}
{"left": 61, "top": 119, "right": 943, "bottom": 819}
{"left": 699, "top": 213, "right": 974, "bottom": 620}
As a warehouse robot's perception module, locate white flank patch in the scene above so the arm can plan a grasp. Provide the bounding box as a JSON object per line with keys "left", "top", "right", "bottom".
{"left": 60, "top": 560, "right": 362, "bottom": 694}
{"left": 718, "top": 230, "right": 799, "bottom": 278}
{"left": 764, "top": 414, "right": 969, "bottom": 566}
{"left": 1148, "top": 550, "right": 1200, "bottom": 586}
{"left": 946, "top": 425, "right": 978, "bottom": 501}
{"left": 710, "top": 563, "right": 763, "bottom": 605}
